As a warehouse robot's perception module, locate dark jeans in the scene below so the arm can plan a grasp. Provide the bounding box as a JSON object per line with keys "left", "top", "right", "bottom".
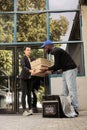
{"left": 32, "top": 89, "right": 37, "bottom": 108}
{"left": 31, "top": 76, "right": 41, "bottom": 108}
{"left": 21, "top": 79, "right": 32, "bottom": 111}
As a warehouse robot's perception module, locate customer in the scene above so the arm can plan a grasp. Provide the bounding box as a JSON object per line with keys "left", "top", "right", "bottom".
{"left": 20, "top": 46, "right": 34, "bottom": 116}
{"left": 40, "top": 40, "right": 79, "bottom": 116}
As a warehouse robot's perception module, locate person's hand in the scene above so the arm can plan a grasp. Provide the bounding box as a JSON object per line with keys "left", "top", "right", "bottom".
{"left": 29, "top": 69, "right": 35, "bottom": 74}
{"left": 44, "top": 70, "right": 52, "bottom": 76}
{"left": 40, "top": 67, "right": 48, "bottom": 72}
{"left": 30, "top": 69, "right": 39, "bottom": 76}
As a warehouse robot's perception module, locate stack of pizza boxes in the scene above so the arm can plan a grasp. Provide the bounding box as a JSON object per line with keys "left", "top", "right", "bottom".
{"left": 31, "top": 58, "right": 53, "bottom": 77}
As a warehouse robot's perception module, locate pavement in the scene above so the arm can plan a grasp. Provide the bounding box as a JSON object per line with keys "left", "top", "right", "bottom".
{"left": 0, "top": 111, "right": 87, "bottom": 130}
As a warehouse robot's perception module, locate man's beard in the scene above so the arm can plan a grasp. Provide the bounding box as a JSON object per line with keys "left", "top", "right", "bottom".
{"left": 46, "top": 49, "right": 51, "bottom": 54}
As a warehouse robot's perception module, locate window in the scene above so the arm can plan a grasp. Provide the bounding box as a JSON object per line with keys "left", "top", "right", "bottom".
{"left": 0, "top": 0, "right": 85, "bottom": 75}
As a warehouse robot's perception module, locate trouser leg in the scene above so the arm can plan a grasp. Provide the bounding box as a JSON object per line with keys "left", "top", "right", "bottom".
{"left": 21, "top": 80, "right": 27, "bottom": 110}
{"left": 32, "top": 90, "right": 37, "bottom": 108}
{"left": 27, "top": 79, "right": 32, "bottom": 110}
{"left": 64, "top": 68, "right": 79, "bottom": 110}
{"left": 62, "top": 73, "right": 69, "bottom": 96}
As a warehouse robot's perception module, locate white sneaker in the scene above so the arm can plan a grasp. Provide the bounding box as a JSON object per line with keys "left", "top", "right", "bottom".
{"left": 28, "top": 109, "right": 33, "bottom": 115}
{"left": 22, "top": 110, "right": 31, "bottom": 116}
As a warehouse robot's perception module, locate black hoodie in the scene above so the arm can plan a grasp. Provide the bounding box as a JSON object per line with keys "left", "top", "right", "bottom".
{"left": 48, "top": 47, "right": 77, "bottom": 72}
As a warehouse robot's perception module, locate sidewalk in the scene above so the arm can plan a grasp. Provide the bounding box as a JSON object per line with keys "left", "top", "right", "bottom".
{"left": 0, "top": 111, "right": 87, "bottom": 130}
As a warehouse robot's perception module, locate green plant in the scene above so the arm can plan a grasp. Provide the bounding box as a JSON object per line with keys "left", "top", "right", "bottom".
{"left": 36, "top": 86, "right": 45, "bottom": 104}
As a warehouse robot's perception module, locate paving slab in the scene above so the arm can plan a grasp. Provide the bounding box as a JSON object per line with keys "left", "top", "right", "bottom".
{"left": 0, "top": 111, "right": 87, "bottom": 130}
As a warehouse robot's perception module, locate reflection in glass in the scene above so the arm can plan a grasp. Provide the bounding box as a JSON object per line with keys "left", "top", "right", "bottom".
{"left": 0, "top": 50, "right": 13, "bottom": 110}
{"left": 49, "top": 0, "right": 79, "bottom": 10}
{"left": 0, "top": 69, "right": 13, "bottom": 110}
{"left": 17, "top": 0, "right": 46, "bottom": 11}
{"left": 49, "top": 11, "right": 80, "bottom": 41}
{"left": 17, "top": 14, "right": 47, "bottom": 42}
{"left": 0, "top": 15, "right": 14, "bottom": 43}
{"left": 0, "top": 0, "right": 14, "bottom": 11}
{"left": 50, "top": 14, "right": 69, "bottom": 41}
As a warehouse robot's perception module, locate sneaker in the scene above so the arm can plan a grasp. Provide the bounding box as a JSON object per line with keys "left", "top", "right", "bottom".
{"left": 22, "top": 110, "right": 31, "bottom": 116}
{"left": 28, "top": 109, "right": 33, "bottom": 115}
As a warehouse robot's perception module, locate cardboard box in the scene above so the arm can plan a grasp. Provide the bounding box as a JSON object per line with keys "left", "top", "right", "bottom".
{"left": 31, "top": 58, "right": 53, "bottom": 77}
{"left": 42, "top": 100, "right": 60, "bottom": 118}
{"left": 31, "top": 58, "right": 52, "bottom": 68}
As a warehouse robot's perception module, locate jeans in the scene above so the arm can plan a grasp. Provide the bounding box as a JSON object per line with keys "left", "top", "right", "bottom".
{"left": 32, "top": 89, "right": 37, "bottom": 108}
{"left": 21, "top": 79, "right": 32, "bottom": 111}
{"left": 62, "top": 68, "right": 78, "bottom": 110}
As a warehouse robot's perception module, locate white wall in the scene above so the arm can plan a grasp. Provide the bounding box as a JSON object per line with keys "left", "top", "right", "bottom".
{"left": 50, "top": 77, "right": 87, "bottom": 111}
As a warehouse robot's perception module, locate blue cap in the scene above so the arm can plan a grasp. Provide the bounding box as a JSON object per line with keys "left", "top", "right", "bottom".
{"left": 40, "top": 40, "right": 53, "bottom": 48}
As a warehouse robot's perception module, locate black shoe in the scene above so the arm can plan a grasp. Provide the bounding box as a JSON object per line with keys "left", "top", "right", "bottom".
{"left": 74, "top": 109, "right": 79, "bottom": 116}
{"left": 33, "top": 107, "right": 38, "bottom": 113}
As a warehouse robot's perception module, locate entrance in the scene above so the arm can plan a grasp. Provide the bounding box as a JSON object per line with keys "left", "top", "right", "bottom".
{"left": 0, "top": 46, "right": 22, "bottom": 114}
{"left": 0, "top": 45, "right": 49, "bottom": 114}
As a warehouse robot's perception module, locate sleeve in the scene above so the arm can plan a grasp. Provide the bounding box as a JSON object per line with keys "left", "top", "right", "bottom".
{"left": 48, "top": 50, "right": 61, "bottom": 71}
{"left": 21, "top": 57, "right": 31, "bottom": 74}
